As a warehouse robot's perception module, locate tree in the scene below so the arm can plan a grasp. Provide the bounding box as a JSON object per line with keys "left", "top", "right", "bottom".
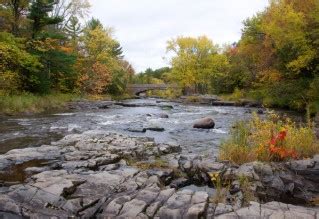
{"left": 28, "top": 0, "right": 62, "bottom": 38}
{"left": 261, "top": 0, "right": 315, "bottom": 75}
{"left": 64, "top": 15, "right": 82, "bottom": 50}
{"left": 107, "top": 59, "right": 135, "bottom": 95}
{"left": 86, "top": 17, "right": 102, "bottom": 30}
{"left": 0, "top": 0, "right": 30, "bottom": 35}
{"left": 111, "top": 41, "right": 123, "bottom": 59}
{"left": 76, "top": 24, "right": 118, "bottom": 94}
{"left": 167, "top": 36, "right": 228, "bottom": 94}
{"left": 78, "top": 61, "right": 111, "bottom": 94}
{"left": 51, "top": 0, "right": 90, "bottom": 30}
{"left": 0, "top": 32, "right": 42, "bottom": 94}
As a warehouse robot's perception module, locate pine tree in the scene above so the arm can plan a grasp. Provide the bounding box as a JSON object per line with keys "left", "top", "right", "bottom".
{"left": 28, "top": 0, "right": 62, "bottom": 38}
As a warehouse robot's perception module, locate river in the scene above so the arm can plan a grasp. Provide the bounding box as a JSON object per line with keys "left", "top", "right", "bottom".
{"left": 0, "top": 98, "right": 258, "bottom": 156}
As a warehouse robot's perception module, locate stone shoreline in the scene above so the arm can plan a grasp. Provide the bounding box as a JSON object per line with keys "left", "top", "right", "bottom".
{"left": 0, "top": 131, "right": 318, "bottom": 218}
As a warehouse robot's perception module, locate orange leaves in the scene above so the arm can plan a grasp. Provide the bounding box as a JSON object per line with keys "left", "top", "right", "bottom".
{"left": 268, "top": 128, "right": 298, "bottom": 161}
{"left": 77, "top": 61, "right": 111, "bottom": 95}
{"left": 59, "top": 46, "right": 74, "bottom": 54}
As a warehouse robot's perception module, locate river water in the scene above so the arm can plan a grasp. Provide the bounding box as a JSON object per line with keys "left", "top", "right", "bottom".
{"left": 0, "top": 98, "right": 266, "bottom": 156}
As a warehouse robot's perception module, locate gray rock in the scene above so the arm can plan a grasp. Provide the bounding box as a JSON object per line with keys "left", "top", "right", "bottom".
{"left": 170, "top": 178, "right": 189, "bottom": 189}
{"left": 214, "top": 203, "right": 234, "bottom": 216}
{"left": 145, "top": 188, "right": 175, "bottom": 217}
{"left": 185, "top": 203, "right": 207, "bottom": 218}
{"left": 118, "top": 199, "right": 147, "bottom": 218}
{"left": 216, "top": 201, "right": 319, "bottom": 219}
{"left": 159, "top": 113, "right": 169, "bottom": 118}
{"left": 193, "top": 117, "right": 215, "bottom": 129}
{"left": 126, "top": 126, "right": 146, "bottom": 133}
{"left": 145, "top": 127, "right": 165, "bottom": 132}
{"left": 0, "top": 195, "right": 21, "bottom": 215}
{"left": 102, "top": 196, "right": 131, "bottom": 217}
{"left": 0, "top": 145, "right": 61, "bottom": 169}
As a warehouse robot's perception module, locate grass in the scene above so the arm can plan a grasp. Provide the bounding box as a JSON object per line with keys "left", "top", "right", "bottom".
{"left": 185, "top": 96, "right": 201, "bottom": 103}
{"left": 220, "top": 88, "right": 246, "bottom": 102}
{"left": 238, "top": 175, "right": 256, "bottom": 204}
{"left": 0, "top": 93, "right": 81, "bottom": 115}
{"left": 219, "top": 112, "right": 319, "bottom": 165}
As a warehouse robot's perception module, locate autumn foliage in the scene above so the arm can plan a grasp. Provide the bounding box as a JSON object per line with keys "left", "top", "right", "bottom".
{"left": 77, "top": 61, "right": 111, "bottom": 94}
{"left": 268, "top": 129, "right": 298, "bottom": 161}
{"left": 0, "top": 0, "right": 134, "bottom": 96}
{"left": 219, "top": 113, "right": 319, "bottom": 164}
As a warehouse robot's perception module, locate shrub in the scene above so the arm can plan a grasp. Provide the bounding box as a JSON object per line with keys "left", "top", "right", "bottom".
{"left": 221, "top": 88, "right": 245, "bottom": 101}
{"left": 219, "top": 112, "right": 319, "bottom": 164}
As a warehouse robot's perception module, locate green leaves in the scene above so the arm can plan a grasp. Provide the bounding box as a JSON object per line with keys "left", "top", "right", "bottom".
{"left": 0, "top": 32, "right": 41, "bottom": 94}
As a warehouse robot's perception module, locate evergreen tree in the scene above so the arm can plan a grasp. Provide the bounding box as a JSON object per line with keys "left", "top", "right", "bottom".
{"left": 28, "top": 0, "right": 62, "bottom": 38}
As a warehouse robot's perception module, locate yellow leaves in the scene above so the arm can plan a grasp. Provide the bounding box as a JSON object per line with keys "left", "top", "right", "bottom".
{"left": 166, "top": 35, "right": 229, "bottom": 91}
{"left": 258, "top": 69, "right": 282, "bottom": 83}
{"left": 260, "top": 0, "right": 315, "bottom": 74}
{"left": 208, "top": 171, "right": 221, "bottom": 184}
{"left": 82, "top": 26, "right": 115, "bottom": 60}
{"left": 286, "top": 50, "right": 316, "bottom": 72}
{"left": 0, "top": 70, "right": 20, "bottom": 94}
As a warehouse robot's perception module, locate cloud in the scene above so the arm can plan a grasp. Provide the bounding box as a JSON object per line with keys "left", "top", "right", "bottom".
{"left": 90, "top": 0, "right": 269, "bottom": 72}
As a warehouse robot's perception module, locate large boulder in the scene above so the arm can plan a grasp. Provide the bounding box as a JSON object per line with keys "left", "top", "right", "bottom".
{"left": 193, "top": 117, "right": 215, "bottom": 129}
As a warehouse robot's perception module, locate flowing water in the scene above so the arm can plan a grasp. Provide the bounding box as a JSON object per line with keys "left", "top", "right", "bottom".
{"left": 0, "top": 98, "right": 295, "bottom": 156}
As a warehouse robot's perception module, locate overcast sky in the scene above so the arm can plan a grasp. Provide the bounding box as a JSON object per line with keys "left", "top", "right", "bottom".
{"left": 90, "top": 0, "right": 269, "bottom": 72}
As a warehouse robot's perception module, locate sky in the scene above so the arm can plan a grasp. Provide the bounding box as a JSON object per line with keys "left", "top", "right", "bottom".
{"left": 90, "top": 0, "right": 269, "bottom": 72}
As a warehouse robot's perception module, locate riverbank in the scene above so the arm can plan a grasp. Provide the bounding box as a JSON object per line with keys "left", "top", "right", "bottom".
{"left": 0, "top": 93, "right": 81, "bottom": 115}
{"left": 0, "top": 93, "right": 140, "bottom": 116}
{"left": 0, "top": 130, "right": 318, "bottom": 218}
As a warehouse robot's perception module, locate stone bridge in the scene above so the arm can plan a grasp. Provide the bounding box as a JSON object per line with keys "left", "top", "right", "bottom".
{"left": 127, "top": 84, "right": 178, "bottom": 95}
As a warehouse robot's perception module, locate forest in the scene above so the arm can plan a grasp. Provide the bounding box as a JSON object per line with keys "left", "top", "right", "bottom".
{"left": 1, "top": 0, "right": 319, "bottom": 113}
{"left": 0, "top": 0, "right": 134, "bottom": 97}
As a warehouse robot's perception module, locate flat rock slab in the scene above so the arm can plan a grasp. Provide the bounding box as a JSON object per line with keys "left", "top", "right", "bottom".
{"left": 215, "top": 201, "right": 319, "bottom": 219}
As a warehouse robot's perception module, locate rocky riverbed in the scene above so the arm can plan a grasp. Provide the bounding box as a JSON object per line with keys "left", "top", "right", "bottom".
{"left": 0, "top": 130, "right": 318, "bottom": 218}
{"left": 0, "top": 98, "right": 317, "bottom": 218}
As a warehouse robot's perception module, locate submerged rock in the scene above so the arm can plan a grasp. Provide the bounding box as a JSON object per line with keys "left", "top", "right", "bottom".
{"left": 159, "top": 113, "right": 169, "bottom": 118}
{"left": 193, "top": 117, "right": 215, "bottom": 129}
{"left": 145, "top": 127, "right": 165, "bottom": 132}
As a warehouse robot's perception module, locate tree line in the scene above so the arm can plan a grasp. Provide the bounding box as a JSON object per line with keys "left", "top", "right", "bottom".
{"left": 137, "top": 0, "right": 319, "bottom": 112}
{"left": 0, "top": 0, "right": 134, "bottom": 96}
